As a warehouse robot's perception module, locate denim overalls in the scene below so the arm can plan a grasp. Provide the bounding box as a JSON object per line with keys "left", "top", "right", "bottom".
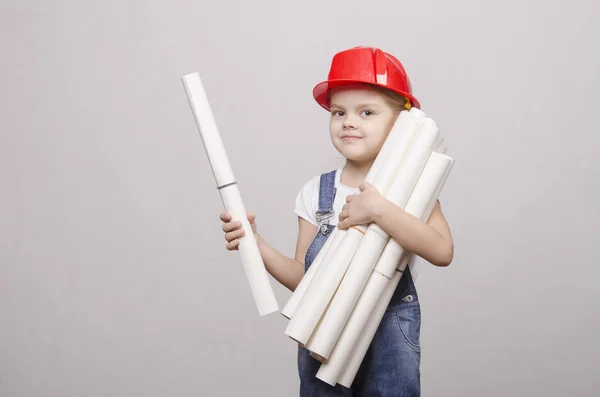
{"left": 297, "top": 170, "right": 421, "bottom": 397}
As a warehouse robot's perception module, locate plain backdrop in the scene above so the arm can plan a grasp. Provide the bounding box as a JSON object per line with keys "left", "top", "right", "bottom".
{"left": 1, "top": 1, "right": 599, "bottom": 396}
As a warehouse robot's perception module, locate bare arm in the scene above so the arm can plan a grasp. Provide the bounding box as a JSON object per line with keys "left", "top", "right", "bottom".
{"left": 371, "top": 199, "right": 454, "bottom": 267}
{"left": 220, "top": 212, "right": 318, "bottom": 292}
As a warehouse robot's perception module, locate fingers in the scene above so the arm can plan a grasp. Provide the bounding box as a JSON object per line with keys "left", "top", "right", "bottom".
{"left": 225, "top": 226, "right": 245, "bottom": 240}
{"left": 222, "top": 220, "right": 242, "bottom": 233}
{"left": 221, "top": 211, "right": 255, "bottom": 251}
{"left": 221, "top": 212, "right": 256, "bottom": 222}
{"left": 226, "top": 239, "right": 240, "bottom": 250}
{"left": 346, "top": 195, "right": 353, "bottom": 203}
{"left": 225, "top": 228, "right": 244, "bottom": 251}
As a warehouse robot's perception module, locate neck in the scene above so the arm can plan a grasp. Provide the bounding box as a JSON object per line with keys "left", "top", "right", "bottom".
{"left": 341, "top": 159, "right": 375, "bottom": 188}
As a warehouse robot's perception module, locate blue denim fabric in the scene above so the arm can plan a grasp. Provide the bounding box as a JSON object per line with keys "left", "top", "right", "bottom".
{"left": 297, "top": 170, "right": 421, "bottom": 397}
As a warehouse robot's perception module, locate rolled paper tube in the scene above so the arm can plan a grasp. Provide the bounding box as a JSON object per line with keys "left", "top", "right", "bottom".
{"left": 375, "top": 153, "right": 453, "bottom": 280}
{"left": 285, "top": 227, "right": 363, "bottom": 344}
{"left": 433, "top": 135, "right": 443, "bottom": 152}
{"left": 305, "top": 119, "right": 441, "bottom": 359}
{"left": 316, "top": 260, "right": 402, "bottom": 386}
{"left": 335, "top": 263, "right": 407, "bottom": 388}
{"left": 366, "top": 108, "right": 423, "bottom": 183}
{"left": 281, "top": 226, "right": 341, "bottom": 320}
{"left": 285, "top": 110, "right": 424, "bottom": 344}
{"left": 438, "top": 140, "right": 448, "bottom": 154}
{"left": 304, "top": 226, "right": 388, "bottom": 356}
{"left": 331, "top": 155, "right": 454, "bottom": 387}
{"left": 181, "top": 72, "right": 278, "bottom": 316}
{"left": 371, "top": 109, "right": 426, "bottom": 194}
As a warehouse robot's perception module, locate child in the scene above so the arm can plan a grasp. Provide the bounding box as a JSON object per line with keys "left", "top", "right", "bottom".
{"left": 220, "top": 46, "right": 454, "bottom": 396}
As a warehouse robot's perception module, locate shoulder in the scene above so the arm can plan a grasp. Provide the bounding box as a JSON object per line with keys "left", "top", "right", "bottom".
{"left": 297, "top": 173, "right": 321, "bottom": 198}
{"left": 293, "top": 169, "right": 337, "bottom": 226}
{"left": 293, "top": 173, "right": 321, "bottom": 227}
{"left": 297, "top": 168, "right": 338, "bottom": 197}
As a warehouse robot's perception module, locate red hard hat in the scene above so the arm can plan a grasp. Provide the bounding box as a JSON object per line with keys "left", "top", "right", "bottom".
{"left": 313, "top": 46, "right": 420, "bottom": 111}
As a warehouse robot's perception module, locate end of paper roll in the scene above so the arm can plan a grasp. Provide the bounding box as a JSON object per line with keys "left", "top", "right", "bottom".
{"left": 310, "top": 352, "right": 327, "bottom": 362}
{"left": 181, "top": 71, "right": 199, "bottom": 80}
{"left": 409, "top": 107, "right": 426, "bottom": 118}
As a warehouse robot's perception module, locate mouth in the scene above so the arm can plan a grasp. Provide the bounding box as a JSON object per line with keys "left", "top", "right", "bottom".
{"left": 341, "top": 135, "right": 362, "bottom": 141}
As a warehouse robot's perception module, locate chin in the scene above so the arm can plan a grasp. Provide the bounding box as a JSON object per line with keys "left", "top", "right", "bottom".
{"left": 333, "top": 141, "right": 375, "bottom": 162}
{"left": 339, "top": 150, "right": 373, "bottom": 163}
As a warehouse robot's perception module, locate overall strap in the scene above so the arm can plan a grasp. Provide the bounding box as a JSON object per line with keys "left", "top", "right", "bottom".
{"left": 315, "top": 170, "right": 337, "bottom": 236}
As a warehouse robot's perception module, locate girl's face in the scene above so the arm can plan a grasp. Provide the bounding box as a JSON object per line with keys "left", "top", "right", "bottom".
{"left": 329, "top": 86, "right": 399, "bottom": 165}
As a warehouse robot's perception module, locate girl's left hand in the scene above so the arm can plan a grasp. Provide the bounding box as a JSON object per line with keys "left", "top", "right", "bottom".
{"left": 338, "top": 181, "right": 385, "bottom": 230}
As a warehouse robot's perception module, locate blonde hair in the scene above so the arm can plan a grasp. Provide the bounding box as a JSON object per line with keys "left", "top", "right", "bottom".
{"left": 368, "top": 84, "right": 411, "bottom": 112}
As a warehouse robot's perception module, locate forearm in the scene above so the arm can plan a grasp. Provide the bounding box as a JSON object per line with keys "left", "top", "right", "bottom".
{"left": 255, "top": 233, "right": 305, "bottom": 291}
{"left": 371, "top": 199, "right": 453, "bottom": 267}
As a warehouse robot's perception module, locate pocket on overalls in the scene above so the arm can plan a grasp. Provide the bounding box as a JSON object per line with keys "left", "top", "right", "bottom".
{"left": 392, "top": 303, "right": 421, "bottom": 351}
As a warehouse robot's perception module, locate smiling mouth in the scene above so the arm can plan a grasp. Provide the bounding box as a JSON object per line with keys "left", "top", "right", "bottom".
{"left": 341, "top": 136, "right": 362, "bottom": 140}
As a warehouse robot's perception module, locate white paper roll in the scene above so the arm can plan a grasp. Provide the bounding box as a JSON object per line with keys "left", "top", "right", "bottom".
{"left": 315, "top": 265, "right": 394, "bottom": 386}
{"left": 336, "top": 266, "right": 405, "bottom": 388}
{"left": 305, "top": 119, "right": 441, "bottom": 359}
{"left": 332, "top": 155, "right": 454, "bottom": 387}
{"left": 433, "top": 135, "right": 443, "bottom": 153}
{"left": 372, "top": 109, "right": 425, "bottom": 194}
{"left": 285, "top": 227, "right": 363, "bottom": 344}
{"left": 383, "top": 117, "right": 441, "bottom": 211}
{"left": 438, "top": 140, "right": 448, "bottom": 154}
{"left": 375, "top": 152, "right": 452, "bottom": 280}
{"left": 365, "top": 108, "right": 422, "bottom": 183}
{"left": 281, "top": 226, "right": 341, "bottom": 319}
{"left": 304, "top": 228, "right": 388, "bottom": 357}
{"left": 182, "top": 72, "right": 278, "bottom": 316}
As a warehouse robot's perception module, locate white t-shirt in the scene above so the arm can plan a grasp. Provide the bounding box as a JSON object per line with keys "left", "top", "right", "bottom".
{"left": 293, "top": 167, "right": 419, "bottom": 281}
{"left": 294, "top": 167, "right": 359, "bottom": 228}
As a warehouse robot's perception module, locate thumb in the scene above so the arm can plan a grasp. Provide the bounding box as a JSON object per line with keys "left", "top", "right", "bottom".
{"left": 248, "top": 213, "right": 256, "bottom": 221}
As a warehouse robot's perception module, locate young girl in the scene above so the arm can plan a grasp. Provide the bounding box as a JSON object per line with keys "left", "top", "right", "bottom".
{"left": 220, "top": 46, "right": 454, "bottom": 396}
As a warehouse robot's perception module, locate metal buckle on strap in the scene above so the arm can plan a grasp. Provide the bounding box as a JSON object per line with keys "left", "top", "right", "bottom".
{"left": 316, "top": 211, "right": 333, "bottom": 235}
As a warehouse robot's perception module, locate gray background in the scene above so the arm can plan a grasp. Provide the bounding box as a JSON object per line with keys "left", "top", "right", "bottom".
{"left": 1, "top": 1, "right": 599, "bottom": 396}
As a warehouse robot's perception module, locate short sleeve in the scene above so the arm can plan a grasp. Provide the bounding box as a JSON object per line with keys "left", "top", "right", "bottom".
{"left": 293, "top": 176, "right": 319, "bottom": 227}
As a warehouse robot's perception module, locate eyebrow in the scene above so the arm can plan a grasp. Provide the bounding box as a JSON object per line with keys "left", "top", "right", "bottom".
{"left": 330, "top": 102, "right": 382, "bottom": 110}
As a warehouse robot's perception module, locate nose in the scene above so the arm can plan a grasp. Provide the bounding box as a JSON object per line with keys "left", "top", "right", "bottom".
{"left": 342, "top": 115, "right": 358, "bottom": 130}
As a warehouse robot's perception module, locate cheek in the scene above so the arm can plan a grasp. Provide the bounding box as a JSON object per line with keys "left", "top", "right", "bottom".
{"left": 330, "top": 119, "right": 342, "bottom": 134}
{"left": 366, "top": 121, "right": 389, "bottom": 140}
{"left": 385, "top": 114, "right": 399, "bottom": 133}
{"left": 378, "top": 119, "right": 395, "bottom": 139}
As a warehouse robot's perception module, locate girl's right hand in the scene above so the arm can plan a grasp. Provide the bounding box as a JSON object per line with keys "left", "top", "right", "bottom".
{"left": 220, "top": 211, "right": 257, "bottom": 251}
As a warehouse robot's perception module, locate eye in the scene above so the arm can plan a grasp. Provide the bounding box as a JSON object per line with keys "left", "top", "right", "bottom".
{"left": 331, "top": 110, "right": 345, "bottom": 117}
{"left": 361, "top": 110, "right": 374, "bottom": 116}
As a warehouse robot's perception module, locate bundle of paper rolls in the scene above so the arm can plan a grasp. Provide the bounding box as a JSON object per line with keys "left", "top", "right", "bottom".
{"left": 281, "top": 107, "right": 455, "bottom": 387}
